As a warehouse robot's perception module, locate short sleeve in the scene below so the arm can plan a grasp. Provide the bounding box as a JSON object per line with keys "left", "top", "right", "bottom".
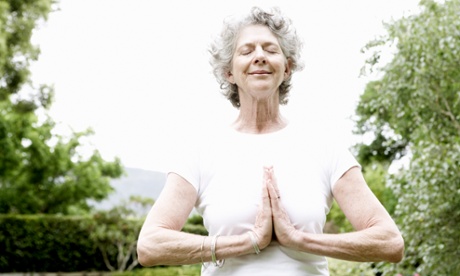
{"left": 166, "top": 140, "right": 201, "bottom": 193}
{"left": 328, "top": 145, "right": 361, "bottom": 191}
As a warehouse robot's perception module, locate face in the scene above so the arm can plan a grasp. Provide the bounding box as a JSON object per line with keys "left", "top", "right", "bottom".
{"left": 227, "top": 24, "right": 291, "bottom": 102}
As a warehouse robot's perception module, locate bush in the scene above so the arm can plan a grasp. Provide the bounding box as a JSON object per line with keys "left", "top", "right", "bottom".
{"left": 0, "top": 214, "right": 105, "bottom": 272}
{"left": 0, "top": 211, "right": 208, "bottom": 273}
{"left": 182, "top": 214, "right": 208, "bottom": 235}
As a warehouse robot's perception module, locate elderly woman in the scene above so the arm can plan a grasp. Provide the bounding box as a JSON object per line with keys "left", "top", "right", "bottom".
{"left": 137, "top": 6, "right": 404, "bottom": 275}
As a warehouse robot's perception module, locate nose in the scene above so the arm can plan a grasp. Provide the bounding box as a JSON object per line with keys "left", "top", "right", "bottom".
{"left": 253, "top": 47, "right": 266, "bottom": 64}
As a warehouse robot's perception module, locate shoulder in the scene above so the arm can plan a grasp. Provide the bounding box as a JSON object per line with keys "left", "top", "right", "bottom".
{"left": 286, "top": 118, "right": 343, "bottom": 150}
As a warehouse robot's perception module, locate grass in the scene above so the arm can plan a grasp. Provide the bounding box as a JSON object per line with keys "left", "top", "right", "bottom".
{"left": 328, "top": 258, "right": 374, "bottom": 275}
{"left": 115, "top": 259, "right": 374, "bottom": 276}
{"left": 114, "top": 265, "right": 201, "bottom": 276}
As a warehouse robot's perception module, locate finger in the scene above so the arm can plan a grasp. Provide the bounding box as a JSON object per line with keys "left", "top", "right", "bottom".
{"left": 261, "top": 173, "right": 269, "bottom": 198}
{"left": 263, "top": 166, "right": 273, "bottom": 183}
{"left": 267, "top": 179, "right": 281, "bottom": 210}
{"left": 260, "top": 169, "right": 272, "bottom": 214}
{"left": 254, "top": 168, "right": 273, "bottom": 245}
{"left": 266, "top": 168, "right": 281, "bottom": 200}
{"left": 266, "top": 170, "right": 290, "bottom": 220}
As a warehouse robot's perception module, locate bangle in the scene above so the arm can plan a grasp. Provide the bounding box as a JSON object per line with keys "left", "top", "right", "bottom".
{"left": 247, "top": 231, "right": 261, "bottom": 254}
{"left": 211, "top": 235, "right": 225, "bottom": 267}
{"left": 200, "top": 236, "right": 208, "bottom": 269}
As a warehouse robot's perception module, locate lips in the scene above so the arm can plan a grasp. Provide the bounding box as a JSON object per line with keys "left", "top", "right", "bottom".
{"left": 249, "top": 70, "right": 271, "bottom": 75}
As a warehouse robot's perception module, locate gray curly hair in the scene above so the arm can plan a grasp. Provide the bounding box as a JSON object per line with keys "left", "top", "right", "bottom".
{"left": 209, "top": 6, "right": 304, "bottom": 108}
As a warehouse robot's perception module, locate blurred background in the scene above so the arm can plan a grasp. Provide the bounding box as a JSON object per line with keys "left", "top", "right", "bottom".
{"left": 1, "top": 0, "right": 458, "bottom": 275}
{"left": 30, "top": 0, "right": 419, "bottom": 172}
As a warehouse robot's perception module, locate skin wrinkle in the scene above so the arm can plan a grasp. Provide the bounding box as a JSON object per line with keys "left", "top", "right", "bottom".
{"left": 333, "top": 167, "right": 386, "bottom": 231}
{"left": 230, "top": 25, "right": 290, "bottom": 134}
{"left": 137, "top": 8, "right": 404, "bottom": 269}
{"left": 256, "top": 100, "right": 276, "bottom": 132}
{"left": 140, "top": 219, "right": 220, "bottom": 266}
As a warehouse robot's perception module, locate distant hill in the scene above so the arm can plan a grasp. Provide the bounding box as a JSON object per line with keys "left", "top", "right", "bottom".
{"left": 90, "top": 167, "right": 166, "bottom": 210}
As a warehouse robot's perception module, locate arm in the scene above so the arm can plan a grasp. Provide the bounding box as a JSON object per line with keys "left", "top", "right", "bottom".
{"left": 137, "top": 172, "right": 272, "bottom": 267}
{"left": 267, "top": 166, "right": 404, "bottom": 263}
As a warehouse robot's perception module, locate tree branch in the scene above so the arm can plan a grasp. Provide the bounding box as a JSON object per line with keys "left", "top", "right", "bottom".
{"left": 99, "top": 245, "right": 115, "bottom": 271}
{"left": 440, "top": 96, "right": 460, "bottom": 134}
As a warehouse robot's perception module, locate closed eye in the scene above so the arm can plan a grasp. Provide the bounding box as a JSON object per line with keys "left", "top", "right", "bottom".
{"left": 265, "top": 48, "right": 279, "bottom": 54}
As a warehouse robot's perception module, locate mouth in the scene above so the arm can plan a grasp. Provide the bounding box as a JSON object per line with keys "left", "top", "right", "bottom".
{"left": 249, "top": 70, "right": 271, "bottom": 75}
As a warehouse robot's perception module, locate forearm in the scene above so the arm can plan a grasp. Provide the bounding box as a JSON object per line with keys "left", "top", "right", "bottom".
{"left": 292, "top": 226, "right": 404, "bottom": 263}
{"left": 137, "top": 227, "right": 255, "bottom": 267}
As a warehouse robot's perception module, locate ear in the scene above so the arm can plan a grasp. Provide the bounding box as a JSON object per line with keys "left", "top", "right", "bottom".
{"left": 226, "top": 71, "right": 235, "bottom": 84}
{"left": 284, "top": 58, "right": 293, "bottom": 80}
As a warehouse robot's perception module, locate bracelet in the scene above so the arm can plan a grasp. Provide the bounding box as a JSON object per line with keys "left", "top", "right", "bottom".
{"left": 200, "top": 236, "right": 208, "bottom": 269}
{"left": 247, "top": 231, "right": 261, "bottom": 254}
{"left": 211, "top": 235, "right": 225, "bottom": 267}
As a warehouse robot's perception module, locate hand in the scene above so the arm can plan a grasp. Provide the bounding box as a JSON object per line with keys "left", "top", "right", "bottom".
{"left": 251, "top": 167, "right": 274, "bottom": 250}
{"left": 265, "top": 166, "right": 298, "bottom": 248}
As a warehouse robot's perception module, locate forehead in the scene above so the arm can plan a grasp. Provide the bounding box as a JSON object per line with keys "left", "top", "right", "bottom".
{"left": 235, "top": 24, "right": 280, "bottom": 46}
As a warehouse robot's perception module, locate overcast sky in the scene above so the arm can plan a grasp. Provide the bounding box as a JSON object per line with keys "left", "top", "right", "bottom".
{"left": 30, "top": 0, "right": 420, "bottom": 172}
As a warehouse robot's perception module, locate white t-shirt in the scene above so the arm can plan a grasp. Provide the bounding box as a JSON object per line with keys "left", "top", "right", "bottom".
{"left": 169, "top": 121, "right": 360, "bottom": 276}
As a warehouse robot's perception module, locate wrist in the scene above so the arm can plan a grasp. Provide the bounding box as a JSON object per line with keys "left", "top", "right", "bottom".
{"left": 287, "top": 228, "right": 304, "bottom": 251}
{"left": 247, "top": 231, "right": 261, "bottom": 254}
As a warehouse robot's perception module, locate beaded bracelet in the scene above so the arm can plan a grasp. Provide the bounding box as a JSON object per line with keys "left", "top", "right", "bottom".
{"left": 211, "top": 235, "right": 225, "bottom": 267}
{"left": 247, "top": 231, "right": 261, "bottom": 254}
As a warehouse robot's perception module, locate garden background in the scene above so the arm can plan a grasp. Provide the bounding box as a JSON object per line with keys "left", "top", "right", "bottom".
{"left": 1, "top": 0, "right": 459, "bottom": 275}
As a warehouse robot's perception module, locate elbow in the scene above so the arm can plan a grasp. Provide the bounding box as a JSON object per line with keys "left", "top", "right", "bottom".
{"left": 386, "top": 233, "right": 405, "bottom": 263}
{"left": 137, "top": 236, "right": 164, "bottom": 267}
{"left": 137, "top": 238, "right": 154, "bottom": 267}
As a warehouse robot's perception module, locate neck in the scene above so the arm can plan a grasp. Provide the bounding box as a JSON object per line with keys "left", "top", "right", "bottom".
{"left": 232, "top": 99, "right": 287, "bottom": 134}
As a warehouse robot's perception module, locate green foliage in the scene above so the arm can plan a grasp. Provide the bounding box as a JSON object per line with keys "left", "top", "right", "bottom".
{"left": 88, "top": 200, "right": 207, "bottom": 272}
{"left": 0, "top": 202, "right": 208, "bottom": 273}
{"left": 0, "top": 0, "right": 53, "bottom": 98}
{"left": 356, "top": 0, "right": 460, "bottom": 274}
{"left": 0, "top": 0, "right": 124, "bottom": 215}
{"left": 386, "top": 142, "right": 460, "bottom": 275}
{"left": 115, "top": 265, "right": 202, "bottom": 276}
{"left": 0, "top": 214, "right": 106, "bottom": 272}
{"left": 90, "top": 196, "right": 154, "bottom": 272}
{"left": 0, "top": 210, "right": 165, "bottom": 273}
{"left": 327, "top": 258, "right": 374, "bottom": 276}
{"left": 0, "top": 107, "right": 125, "bottom": 214}
{"left": 182, "top": 214, "right": 208, "bottom": 236}
{"left": 114, "top": 259, "right": 375, "bottom": 276}
{"left": 354, "top": 131, "right": 408, "bottom": 167}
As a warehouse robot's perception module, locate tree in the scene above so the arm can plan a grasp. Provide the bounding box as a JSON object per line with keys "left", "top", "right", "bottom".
{"left": 355, "top": 0, "right": 460, "bottom": 274}
{"left": 89, "top": 196, "right": 208, "bottom": 272}
{"left": 0, "top": 0, "right": 124, "bottom": 214}
{"left": 90, "top": 196, "right": 154, "bottom": 272}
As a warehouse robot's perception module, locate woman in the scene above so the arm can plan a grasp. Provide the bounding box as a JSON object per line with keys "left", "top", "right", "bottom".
{"left": 137, "top": 6, "right": 404, "bottom": 275}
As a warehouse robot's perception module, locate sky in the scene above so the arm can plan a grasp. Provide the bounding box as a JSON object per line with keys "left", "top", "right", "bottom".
{"left": 30, "top": 0, "right": 421, "bottom": 172}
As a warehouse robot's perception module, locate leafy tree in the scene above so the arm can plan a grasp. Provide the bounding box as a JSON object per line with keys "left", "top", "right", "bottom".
{"left": 355, "top": 0, "right": 460, "bottom": 274}
{"left": 90, "top": 196, "right": 154, "bottom": 272}
{"left": 89, "top": 196, "right": 208, "bottom": 272}
{"left": 0, "top": 0, "right": 124, "bottom": 214}
{"left": 0, "top": 0, "right": 52, "bottom": 99}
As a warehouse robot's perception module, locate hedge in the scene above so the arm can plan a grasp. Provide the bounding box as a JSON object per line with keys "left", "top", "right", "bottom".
{"left": 0, "top": 214, "right": 107, "bottom": 272}
{"left": 0, "top": 213, "right": 207, "bottom": 273}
